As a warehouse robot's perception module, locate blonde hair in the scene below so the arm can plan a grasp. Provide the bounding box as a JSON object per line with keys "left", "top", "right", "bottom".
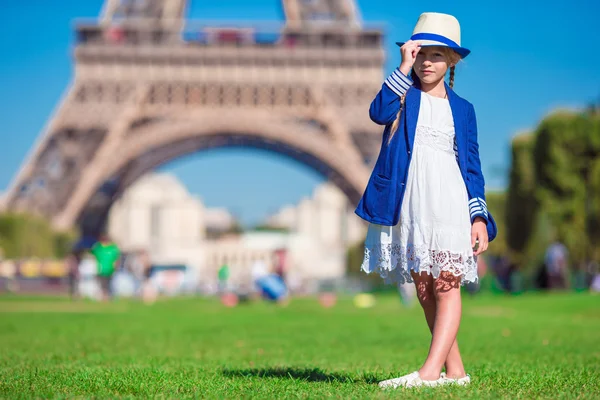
{"left": 388, "top": 48, "right": 462, "bottom": 144}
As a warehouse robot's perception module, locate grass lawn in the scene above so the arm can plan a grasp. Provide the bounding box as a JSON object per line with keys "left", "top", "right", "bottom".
{"left": 0, "top": 292, "right": 599, "bottom": 399}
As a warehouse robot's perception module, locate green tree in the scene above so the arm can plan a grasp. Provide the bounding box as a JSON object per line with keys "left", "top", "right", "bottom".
{"left": 53, "top": 230, "right": 78, "bottom": 258}
{"left": 0, "top": 213, "right": 76, "bottom": 259}
{"left": 251, "top": 224, "right": 289, "bottom": 233}
{"left": 533, "top": 111, "right": 600, "bottom": 266}
{"left": 506, "top": 133, "right": 539, "bottom": 264}
{"left": 345, "top": 238, "right": 387, "bottom": 289}
{"left": 587, "top": 110, "right": 600, "bottom": 261}
{"left": 346, "top": 239, "right": 365, "bottom": 276}
{"left": 0, "top": 213, "right": 55, "bottom": 258}
{"left": 485, "top": 191, "right": 507, "bottom": 259}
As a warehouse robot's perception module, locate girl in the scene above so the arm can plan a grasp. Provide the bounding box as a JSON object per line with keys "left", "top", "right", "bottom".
{"left": 354, "top": 12, "right": 497, "bottom": 389}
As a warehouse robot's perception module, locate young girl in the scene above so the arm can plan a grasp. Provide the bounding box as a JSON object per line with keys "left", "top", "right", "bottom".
{"left": 354, "top": 12, "right": 498, "bottom": 388}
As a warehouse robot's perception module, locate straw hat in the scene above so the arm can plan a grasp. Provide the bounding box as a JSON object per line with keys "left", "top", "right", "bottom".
{"left": 396, "top": 12, "right": 470, "bottom": 58}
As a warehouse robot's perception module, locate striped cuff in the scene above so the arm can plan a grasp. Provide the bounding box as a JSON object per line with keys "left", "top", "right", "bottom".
{"left": 469, "top": 197, "right": 489, "bottom": 222}
{"left": 384, "top": 68, "right": 413, "bottom": 97}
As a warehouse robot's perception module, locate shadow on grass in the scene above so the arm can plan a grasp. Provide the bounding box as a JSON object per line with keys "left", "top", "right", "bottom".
{"left": 223, "top": 367, "right": 380, "bottom": 384}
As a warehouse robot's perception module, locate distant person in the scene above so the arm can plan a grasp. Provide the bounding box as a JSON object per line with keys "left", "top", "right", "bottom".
{"left": 0, "top": 259, "right": 17, "bottom": 293}
{"left": 544, "top": 241, "right": 569, "bottom": 289}
{"left": 353, "top": 13, "right": 497, "bottom": 388}
{"left": 140, "top": 250, "right": 152, "bottom": 281}
{"left": 534, "top": 261, "right": 549, "bottom": 290}
{"left": 136, "top": 250, "right": 157, "bottom": 303}
{"left": 273, "top": 248, "right": 288, "bottom": 282}
{"left": 217, "top": 264, "right": 229, "bottom": 294}
{"left": 251, "top": 260, "right": 268, "bottom": 292}
{"left": 66, "top": 250, "right": 83, "bottom": 300}
{"left": 128, "top": 249, "right": 151, "bottom": 287}
{"left": 90, "top": 234, "right": 121, "bottom": 301}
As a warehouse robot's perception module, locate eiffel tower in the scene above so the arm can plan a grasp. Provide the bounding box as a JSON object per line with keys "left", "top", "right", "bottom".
{"left": 3, "top": 0, "right": 385, "bottom": 236}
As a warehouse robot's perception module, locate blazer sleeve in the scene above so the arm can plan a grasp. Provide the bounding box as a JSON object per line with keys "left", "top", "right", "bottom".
{"left": 466, "top": 103, "right": 490, "bottom": 224}
{"left": 369, "top": 68, "right": 414, "bottom": 125}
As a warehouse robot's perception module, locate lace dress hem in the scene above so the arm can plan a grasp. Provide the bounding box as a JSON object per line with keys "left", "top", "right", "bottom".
{"left": 361, "top": 243, "right": 478, "bottom": 286}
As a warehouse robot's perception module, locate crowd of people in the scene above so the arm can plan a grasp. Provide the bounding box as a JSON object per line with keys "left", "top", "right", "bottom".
{"left": 486, "top": 241, "right": 599, "bottom": 294}
{"left": 66, "top": 234, "right": 157, "bottom": 302}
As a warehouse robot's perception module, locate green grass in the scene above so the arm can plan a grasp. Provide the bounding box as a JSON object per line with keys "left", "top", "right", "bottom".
{"left": 0, "top": 292, "right": 599, "bottom": 399}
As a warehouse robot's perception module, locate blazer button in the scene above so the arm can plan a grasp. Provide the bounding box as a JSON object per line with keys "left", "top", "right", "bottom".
{"left": 408, "top": 150, "right": 411, "bottom": 154}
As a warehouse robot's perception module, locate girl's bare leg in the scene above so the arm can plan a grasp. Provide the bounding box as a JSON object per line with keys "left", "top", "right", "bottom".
{"left": 411, "top": 271, "right": 465, "bottom": 380}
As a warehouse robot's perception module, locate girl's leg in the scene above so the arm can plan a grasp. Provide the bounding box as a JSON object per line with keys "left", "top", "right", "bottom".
{"left": 411, "top": 271, "right": 436, "bottom": 328}
{"left": 417, "top": 271, "right": 464, "bottom": 380}
{"left": 411, "top": 271, "right": 466, "bottom": 378}
{"left": 444, "top": 341, "right": 466, "bottom": 379}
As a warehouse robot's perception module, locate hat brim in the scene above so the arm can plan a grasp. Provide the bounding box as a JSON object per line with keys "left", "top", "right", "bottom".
{"left": 395, "top": 41, "right": 471, "bottom": 58}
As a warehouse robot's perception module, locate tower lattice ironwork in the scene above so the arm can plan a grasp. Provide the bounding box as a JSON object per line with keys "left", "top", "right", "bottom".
{"left": 3, "top": 0, "right": 386, "bottom": 235}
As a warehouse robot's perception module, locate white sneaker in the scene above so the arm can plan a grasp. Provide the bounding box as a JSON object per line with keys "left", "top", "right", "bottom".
{"left": 439, "top": 372, "right": 471, "bottom": 386}
{"left": 378, "top": 371, "right": 442, "bottom": 389}
{"left": 378, "top": 372, "right": 414, "bottom": 389}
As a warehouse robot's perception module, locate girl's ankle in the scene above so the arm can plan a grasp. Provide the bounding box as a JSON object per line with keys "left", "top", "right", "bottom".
{"left": 418, "top": 368, "right": 442, "bottom": 381}
{"left": 444, "top": 371, "right": 467, "bottom": 379}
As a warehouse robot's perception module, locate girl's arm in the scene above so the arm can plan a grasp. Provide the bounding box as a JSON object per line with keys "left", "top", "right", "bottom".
{"left": 466, "top": 104, "right": 489, "bottom": 224}
{"left": 368, "top": 68, "right": 413, "bottom": 125}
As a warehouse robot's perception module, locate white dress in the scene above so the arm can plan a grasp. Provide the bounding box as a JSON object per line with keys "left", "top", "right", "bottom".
{"left": 361, "top": 91, "right": 478, "bottom": 285}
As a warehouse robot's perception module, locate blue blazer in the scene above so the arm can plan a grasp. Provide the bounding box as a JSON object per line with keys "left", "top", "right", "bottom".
{"left": 355, "top": 68, "right": 497, "bottom": 242}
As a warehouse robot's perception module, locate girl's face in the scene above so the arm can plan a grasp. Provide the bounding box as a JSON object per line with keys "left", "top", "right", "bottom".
{"left": 413, "top": 46, "right": 452, "bottom": 85}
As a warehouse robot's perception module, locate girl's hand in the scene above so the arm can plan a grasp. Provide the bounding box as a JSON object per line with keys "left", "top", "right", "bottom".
{"left": 471, "top": 217, "right": 489, "bottom": 256}
{"left": 399, "top": 40, "right": 421, "bottom": 76}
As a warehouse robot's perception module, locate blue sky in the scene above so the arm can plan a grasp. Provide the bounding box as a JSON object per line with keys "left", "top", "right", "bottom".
{"left": 1, "top": 0, "right": 599, "bottom": 226}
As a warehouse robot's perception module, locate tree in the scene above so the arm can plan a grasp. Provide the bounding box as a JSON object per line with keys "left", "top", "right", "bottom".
{"left": 0, "top": 213, "right": 76, "bottom": 259}
{"left": 53, "top": 231, "right": 78, "bottom": 258}
{"left": 506, "top": 109, "right": 600, "bottom": 269}
{"left": 587, "top": 111, "right": 600, "bottom": 262}
{"left": 506, "top": 133, "right": 539, "bottom": 263}
{"left": 251, "top": 224, "right": 290, "bottom": 233}
{"left": 346, "top": 239, "right": 365, "bottom": 276}
{"left": 533, "top": 111, "right": 600, "bottom": 266}
{"left": 485, "top": 191, "right": 507, "bottom": 259}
